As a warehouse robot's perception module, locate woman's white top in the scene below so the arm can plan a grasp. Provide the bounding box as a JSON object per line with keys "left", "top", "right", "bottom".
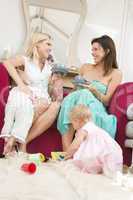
{"left": 23, "top": 56, "right": 52, "bottom": 102}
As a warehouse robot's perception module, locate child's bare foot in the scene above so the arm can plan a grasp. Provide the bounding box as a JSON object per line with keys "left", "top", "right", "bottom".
{"left": 3, "top": 136, "right": 16, "bottom": 155}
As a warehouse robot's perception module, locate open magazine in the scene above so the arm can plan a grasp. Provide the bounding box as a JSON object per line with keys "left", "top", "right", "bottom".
{"left": 72, "top": 75, "right": 91, "bottom": 88}
{"left": 51, "top": 63, "right": 69, "bottom": 75}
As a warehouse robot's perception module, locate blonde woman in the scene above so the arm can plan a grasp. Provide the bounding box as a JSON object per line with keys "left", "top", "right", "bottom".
{"left": 1, "top": 32, "right": 62, "bottom": 154}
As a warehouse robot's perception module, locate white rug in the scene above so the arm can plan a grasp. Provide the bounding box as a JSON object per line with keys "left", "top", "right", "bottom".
{"left": 0, "top": 154, "right": 133, "bottom": 200}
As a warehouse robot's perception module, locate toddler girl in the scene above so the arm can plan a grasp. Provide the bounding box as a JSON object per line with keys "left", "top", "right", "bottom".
{"left": 65, "top": 104, "right": 123, "bottom": 177}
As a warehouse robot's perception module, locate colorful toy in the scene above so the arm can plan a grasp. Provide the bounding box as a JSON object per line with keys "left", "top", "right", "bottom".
{"left": 21, "top": 162, "right": 37, "bottom": 174}
{"left": 51, "top": 152, "right": 65, "bottom": 161}
{"left": 28, "top": 153, "right": 45, "bottom": 165}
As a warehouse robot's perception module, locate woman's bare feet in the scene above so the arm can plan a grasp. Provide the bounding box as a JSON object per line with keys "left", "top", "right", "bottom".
{"left": 3, "top": 136, "right": 16, "bottom": 155}
{"left": 19, "top": 143, "right": 27, "bottom": 153}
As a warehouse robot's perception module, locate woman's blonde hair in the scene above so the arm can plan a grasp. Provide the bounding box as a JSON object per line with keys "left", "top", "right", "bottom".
{"left": 25, "top": 32, "right": 52, "bottom": 60}
{"left": 70, "top": 104, "right": 91, "bottom": 122}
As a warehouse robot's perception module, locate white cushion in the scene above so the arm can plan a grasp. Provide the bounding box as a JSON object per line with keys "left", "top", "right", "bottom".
{"left": 127, "top": 103, "right": 133, "bottom": 120}
{"left": 125, "top": 139, "right": 133, "bottom": 148}
{"left": 126, "top": 121, "right": 133, "bottom": 138}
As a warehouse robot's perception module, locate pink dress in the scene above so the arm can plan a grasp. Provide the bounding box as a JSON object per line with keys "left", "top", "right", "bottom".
{"left": 73, "top": 121, "right": 123, "bottom": 177}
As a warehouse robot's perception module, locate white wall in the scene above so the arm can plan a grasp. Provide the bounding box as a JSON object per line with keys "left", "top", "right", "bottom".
{"left": 43, "top": 9, "right": 80, "bottom": 64}
{"left": 78, "top": 0, "right": 124, "bottom": 65}
{"left": 0, "top": 0, "right": 26, "bottom": 58}
{"left": 118, "top": 0, "right": 133, "bottom": 82}
{"left": 77, "top": 0, "right": 133, "bottom": 82}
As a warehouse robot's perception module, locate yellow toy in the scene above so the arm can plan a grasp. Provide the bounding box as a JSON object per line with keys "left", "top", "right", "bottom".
{"left": 28, "top": 153, "right": 45, "bottom": 165}
{"left": 51, "top": 152, "right": 65, "bottom": 161}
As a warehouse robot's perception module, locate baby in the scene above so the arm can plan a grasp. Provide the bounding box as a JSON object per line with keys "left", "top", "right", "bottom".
{"left": 64, "top": 104, "right": 123, "bottom": 177}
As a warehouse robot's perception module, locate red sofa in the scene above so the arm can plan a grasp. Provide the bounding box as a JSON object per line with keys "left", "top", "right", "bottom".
{"left": 0, "top": 62, "right": 133, "bottom": 165}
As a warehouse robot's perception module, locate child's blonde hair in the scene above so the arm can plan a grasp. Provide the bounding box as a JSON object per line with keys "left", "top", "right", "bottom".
{"left": 25, "top": 32, "right": 52, "bottom": 59}
{"left": 70, "top": 104, "right": 91, "bottom": 122}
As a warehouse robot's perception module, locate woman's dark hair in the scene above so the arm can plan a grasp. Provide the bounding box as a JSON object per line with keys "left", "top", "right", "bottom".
{"left": 91, "top": 35, "right": 118, "bottom": 75}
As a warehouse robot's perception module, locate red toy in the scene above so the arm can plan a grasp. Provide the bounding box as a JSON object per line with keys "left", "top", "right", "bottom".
{"left": 21, "top": 162, "right": 36, "bottom": 174}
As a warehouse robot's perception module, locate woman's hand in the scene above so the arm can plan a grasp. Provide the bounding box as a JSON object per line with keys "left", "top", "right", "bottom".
{"left": 51, "top": 73, "right": 62, "bottom": 83}
{"left": 87, "top": 85, "right": 97, "bottom": 94}
{"left": 49, "top": 74, "right": 64, "bottom": 102}
{"left": 19, "top": 84, "right": 33, "bottom": 96}
{"left": 87, "top": 85, "right": 102, "bottom": 101}
{"left": 32, "top": 98, "right": 49, "bottom": 116}
{"left": 79, "top": 83, "right": 98, "bottom": 94}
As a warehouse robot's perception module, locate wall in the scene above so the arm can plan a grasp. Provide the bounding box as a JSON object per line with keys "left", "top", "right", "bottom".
{"left": 78, "top": 0, "right": 133, "bottom": 82}
{"left": 0, "top": 0, "right": 26, "bottom": 58}
{"left": 118, "top": 0, "right": 133, "bottom": 82}
{"left": 78, "top": 0, "right": 124, "bottom": 65}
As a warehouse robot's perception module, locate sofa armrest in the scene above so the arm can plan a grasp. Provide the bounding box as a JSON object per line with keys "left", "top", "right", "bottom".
{"left": 0, "top": 63, "right": 10, "bottom": 130}
{"left": 0, "top": 63, "right": 10, "bottom": 154}
{"left": 108, "top": 82, "right": 133, "bottom": 165}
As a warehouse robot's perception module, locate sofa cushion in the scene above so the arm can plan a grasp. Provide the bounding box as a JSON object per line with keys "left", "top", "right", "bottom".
{"left": 126, "top": 121, "right": 133, "bottom": 138}
{"left": 125, "top": 139, "right": 133, "bottom": 148}
{"left": 127, "top": 103, "right": 133, "bottom": 120}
